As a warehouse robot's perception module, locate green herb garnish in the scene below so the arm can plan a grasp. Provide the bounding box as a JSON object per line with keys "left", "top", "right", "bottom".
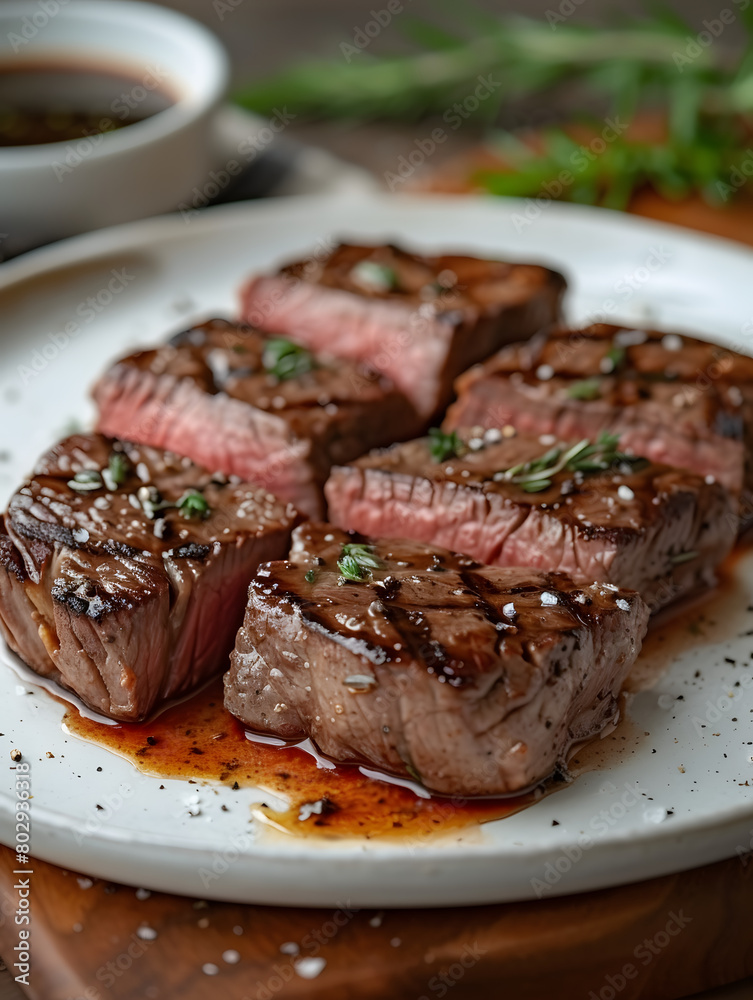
{"left": 498, "top": 432, "right": 646, "bottom": 491}
{"left": 67, "top": 469, "right": 103, "bottom": 492}
{"left": 337, "top": 543, "right": 383, "bottom": 582}
{"left": 103, "top": 452, "right": 130, "bottom": 491}
{"left": 338, "top": 555, "right": 369, "bottom": 581}
{"left": 602, "top": 344, "right": 627, "bottom": 374}
{"left": 670, "top": 550, "right": 699, "bottom": 565}
{"left": 521, "top": 479, "right": 553, "bottom": 493}
{"left": 350, "top": 260, "right": 398, "bottom": 293}
{"left": 405, "top": 763, "right": 423, "bottom": 784}
{"left": 262, "top": 338, "right": 315, "bottom": 381}
{"left": 428, "top": 428, "right": 461, "bottom": 463}
{"left": 305, "top": 568, "right": 316, "bottom": 584}
{"left": 177, "top": 490, "right": 210, "bottom": 520}
{"left": 567, "top": 379, "right": 602, "bottom": 401}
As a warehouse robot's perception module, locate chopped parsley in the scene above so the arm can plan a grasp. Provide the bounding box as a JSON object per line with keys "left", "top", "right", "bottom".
{"left": 601, "top": 343, "right": 627, "bottom": 374}
{"left": 497, "top": 432, "right": 647, "bottom": 492}
{"left": 103, "top": 452, "right": 130, "bottom": 491}
{"left": 428, "top": 428, "right": 461, "bottom": 463}
{"left": 337, "top": 543, "right": 382, "bottom": 582}
{"left": 177, "top": 490, "right": 210, "bottom": 520}
{"left": 305, "top": 568, "right": 317, "bottom": 584}
{"left": 350, "top": 260, "right": 398, "bottom": 293}
{"left": 567, "top": 378, "right": 601, "bottom": 401}
{"left": 262, "top": 338, "right": 315, "bottom": 381}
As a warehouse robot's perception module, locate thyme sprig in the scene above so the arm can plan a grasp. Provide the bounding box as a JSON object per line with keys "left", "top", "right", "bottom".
{"left": 670, "top": 550, "right": 699, "bottom": 565}
{"left": 338, "top": 543, "right": 383, "bottom": 582}
{"left": 428, "top": 428, "right": 463, "bottom": 462}
{"left": 497, "top": 432, "right": 646, "bottom": 493}
{"left": 263, "top": 338, "right": 316, "bottom": 381}
{"left": 567, "top": 378, "right": 602, "bottom": 400}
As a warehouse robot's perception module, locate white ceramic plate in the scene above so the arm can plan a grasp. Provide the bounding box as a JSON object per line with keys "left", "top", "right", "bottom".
{"left": 1, "top": 193, "right": 753, "bottom": 908}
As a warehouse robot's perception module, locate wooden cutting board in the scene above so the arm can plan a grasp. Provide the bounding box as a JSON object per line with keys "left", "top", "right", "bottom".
{"left": 0, "top": 845, "right": 751, "bottom": 1000}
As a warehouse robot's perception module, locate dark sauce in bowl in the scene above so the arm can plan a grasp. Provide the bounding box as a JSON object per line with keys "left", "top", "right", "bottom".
{"left": 0, "top": 62, "right": 173, "bottom": 147}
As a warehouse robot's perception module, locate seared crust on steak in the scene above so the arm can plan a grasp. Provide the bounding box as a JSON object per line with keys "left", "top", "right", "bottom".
{"left": 240, "top": 243, "right": 566, "bottom": 417}
{"left": 225, "top": 524, "right": 649, "bottom": 796}
{"left": 93, "top": 318, "right": 425, "bottom": 518}
{"left": 445, "top": 322, "right": 753, "bottom": 499}
{"left": 0, "top": 433, "right": 296, "bottom": 721}
{"left": 324, "top": 430, "right": 737, "bottom": 611}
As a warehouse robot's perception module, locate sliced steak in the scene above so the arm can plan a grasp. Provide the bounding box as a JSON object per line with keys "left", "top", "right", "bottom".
{"left": 0, "top": 433, "right": 296, "bottom": 721}
{"left": 239, "top": 243, "right": 566, "bottom": 417}
{"left": 444, "top": 322, "right": 753, "bottom": 502}
{"left": 93, "top": 318, "right": 424, "bottom": 518}
{"left": 325, "top": 429, "right": 736, "bottom": 611}
{"left": 225, "top": 523, "right": 649, "bottom": 796}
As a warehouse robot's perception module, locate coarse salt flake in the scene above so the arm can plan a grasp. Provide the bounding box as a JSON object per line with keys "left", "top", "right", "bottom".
{"left": 295, "top": 957, "right": 326, "bottom": 979}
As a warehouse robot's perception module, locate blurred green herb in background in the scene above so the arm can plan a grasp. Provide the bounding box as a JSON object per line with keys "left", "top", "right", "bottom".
{"left": 234, "top": 4, "right": 753, "bottom": 208}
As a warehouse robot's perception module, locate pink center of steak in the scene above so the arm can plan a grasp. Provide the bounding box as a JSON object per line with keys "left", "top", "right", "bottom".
{"left": 240, "top": 244, "right": 565, "bottom": 417}
{"left": 446, "top": 322, "right": 753, "bottom": 494}
{"left": 0, "top": 433, "right": 296, "bottom": 720}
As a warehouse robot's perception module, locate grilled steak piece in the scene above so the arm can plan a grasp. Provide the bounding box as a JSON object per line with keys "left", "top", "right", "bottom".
{"left": 444, "top": 322, "right": 753, "bottom": 503}
{"left": 93, "top": 318, "right": 424, "bottom": 518}
{"left": 225, "top": 523, "right": 649, "bottom": 796}
{"left": 0, "top": 433, "right": 296, "bottom": 721}
{"left": 325, "top": 429, "right": 736, "bottom": 611}
{"left": 239, "top": 243, "right": 566, "bottom": 418}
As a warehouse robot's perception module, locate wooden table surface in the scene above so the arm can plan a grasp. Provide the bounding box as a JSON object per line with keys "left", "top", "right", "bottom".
{"left": 0, "top": 845, "right": 752, "bottom": 1000}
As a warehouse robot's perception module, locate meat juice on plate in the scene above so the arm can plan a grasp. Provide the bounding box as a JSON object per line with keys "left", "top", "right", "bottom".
{"left": 61, "top": 540, "right": 753, "bottom": 839}
{"left": 62, "top": 680, "right": 551, "bottom": 839}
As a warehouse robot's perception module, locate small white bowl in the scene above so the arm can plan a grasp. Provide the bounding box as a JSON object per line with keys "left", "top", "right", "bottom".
{"left": 0, "top": 0, "right": 228, "bottom": 255}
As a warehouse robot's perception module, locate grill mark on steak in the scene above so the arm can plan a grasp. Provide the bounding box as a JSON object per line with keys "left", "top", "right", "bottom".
{"left": 172, "top": 543, "right": 211, "bottom": 561}
{"left": 324, "top": 430, "right": 737, "bottom": 611}
{"left": 377, "top": 602, "right": 466, "bottom": 687}
{"left": 93, "top": 317, "right": 426, "bottom": 518}
{"left": 50, "top": 578, "right": 117, "bottom": 622}
{"left": 225, "top": 523, "right": 650, "bottom": 796}
{"left": 239, "top": 243, "right": 566, "bottom": 418}
{"left": 0, "top": 433, "right": 297, "bottom": 721}
{"left": 445, "top": 322, "right": 753, "bottom": 500}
